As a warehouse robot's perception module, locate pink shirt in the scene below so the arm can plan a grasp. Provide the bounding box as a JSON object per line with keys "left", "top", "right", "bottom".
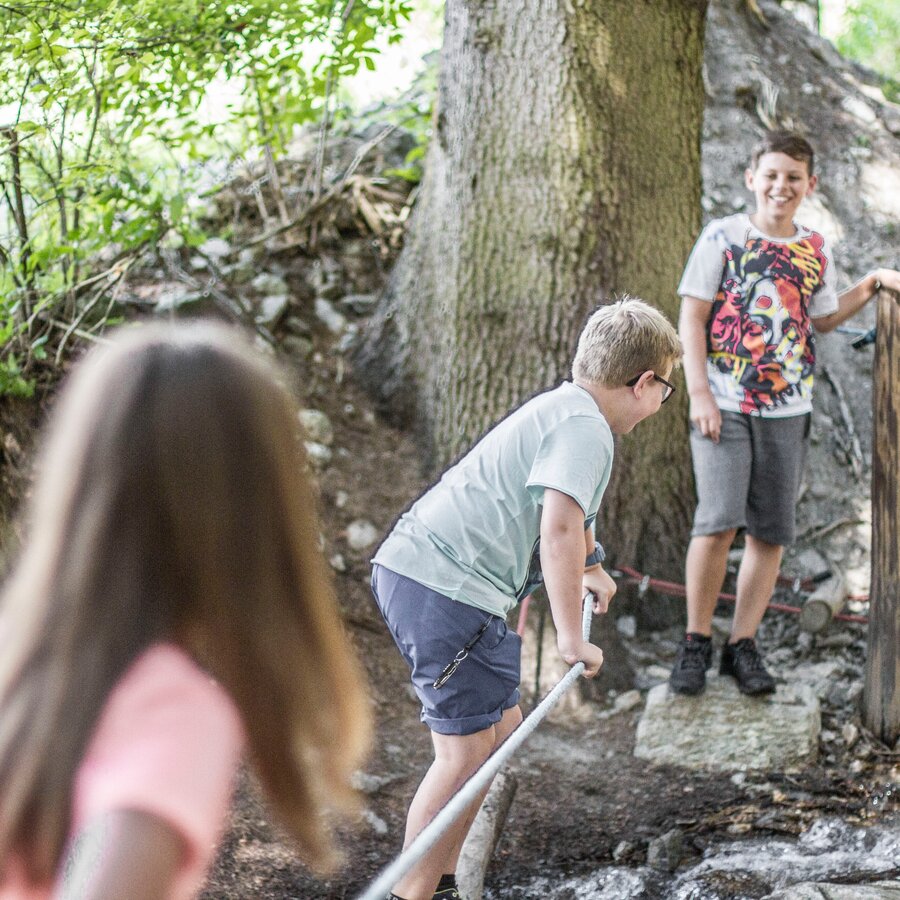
{"left": 2, "top": 643, "right": 245, "bottom": 899}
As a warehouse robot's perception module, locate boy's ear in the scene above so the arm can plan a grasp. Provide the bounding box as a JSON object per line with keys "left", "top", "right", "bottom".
{"left": 805, "top": 173, "right": 818, "bottom": 195}
{"left": 631, "top": 370, "right": 653, "bottom": 397}
{"left": 744, "top": 167, "right": 755, "bottom": 190}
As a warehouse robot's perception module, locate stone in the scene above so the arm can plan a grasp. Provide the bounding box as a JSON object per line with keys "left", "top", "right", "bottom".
{"left": 346, "top": 519, "right": 380, "bottom": 551}
{"left": 281, "top": 335, "right": 313, "bottom": 359}
{"left": 646, "top": 828, "right": 683, "bottom": 871}
{"left": 634, "top": 675, "right": 820, "bottom": 772}
{"left": 613, "top": 690, "right": 642, "bottom": 713}
{"left": 256, "top": 293, "right": 289, "bottom": 327}
{"left": 764, "top": 882, "right": 900, "bottom": 899}
{"left": 361, "top": 809, "right": 388, "bottom": 835}
{"left": 315, "top": 297, "right": 348, "bottom": 334}
{"left": 616, "top": 615, "right": 637, "bottom": 638}
{"left": 304, "top": 441, "right": 332, "bottom": 470}
{"left": 329, "top": 553, "right": 347, "bottom": 573}
{"left": 339, "top": 292, "right": 378, "bottom": 315}
{"left": 199, "top": 237, "right": 232, "bottom": 259}
{"left": 154, "top": 288, "right": 214, "bottom": 315}
{"left": 351, "top": 771, "right": 399, "bottom": 794}
{"left": 840, "top": 95, "right": 877, "bottom": 124}
{"left": 251, "top": 272, "right": 289, "bottom": 296}
{"left": 299, "top": 409, "right": 334, "bottom": 446}
{"left": 842, "top": 723, "right": 859, "bottom": 747}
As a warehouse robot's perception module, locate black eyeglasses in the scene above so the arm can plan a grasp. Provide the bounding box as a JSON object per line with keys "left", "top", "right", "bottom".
{"left": 626, "top": 372, "right": 676, "bottom": 404}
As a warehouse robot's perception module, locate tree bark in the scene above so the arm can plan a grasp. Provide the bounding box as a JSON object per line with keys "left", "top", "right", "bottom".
{"left": 357, "top": 0, "right": 708, "bottom": 575}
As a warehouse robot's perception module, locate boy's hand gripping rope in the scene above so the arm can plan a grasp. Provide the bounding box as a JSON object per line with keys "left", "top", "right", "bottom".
{"left": 356, "top": 595, "right": 595, "bottom": 900}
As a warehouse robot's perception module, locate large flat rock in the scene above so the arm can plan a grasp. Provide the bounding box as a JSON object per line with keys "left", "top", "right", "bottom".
{"left": 764, "top": 883, "right": 900, "bottom": 899}
{"left": 634, "top": 674, "right": 820, "bottom": 772}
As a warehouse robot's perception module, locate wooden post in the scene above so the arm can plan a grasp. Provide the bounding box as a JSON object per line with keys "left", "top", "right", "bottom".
{"left": 863, "top": 289, "right": 900, "bottom": 746}
{"left": 799, "top": 569, "right": 847, "bottom": 634}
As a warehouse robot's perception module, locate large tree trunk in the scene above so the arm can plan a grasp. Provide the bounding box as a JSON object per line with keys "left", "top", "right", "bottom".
{"left": 357, "top": 0, "right": 708, "bottom": 575}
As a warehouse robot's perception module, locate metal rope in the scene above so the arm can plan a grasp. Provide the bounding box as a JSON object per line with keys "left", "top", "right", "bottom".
{"left": 356, "top": 596, "right": 594, "bottom": 900}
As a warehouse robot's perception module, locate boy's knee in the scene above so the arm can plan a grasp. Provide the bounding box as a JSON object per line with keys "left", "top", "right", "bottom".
{"left": 693, "top": 529, "right": 738, "bottom": 548}
{"left": 432, "top": 726, "right": 497, "bottom": 770}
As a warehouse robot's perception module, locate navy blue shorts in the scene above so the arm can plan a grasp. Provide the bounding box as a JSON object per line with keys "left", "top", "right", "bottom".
{"left": 371, "top": 565, "right": 521, "bottom": 736}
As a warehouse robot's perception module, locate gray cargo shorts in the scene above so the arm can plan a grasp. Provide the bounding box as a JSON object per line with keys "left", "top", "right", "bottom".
{"left": 690, "top": 410, "right": 810, "bottom": 546}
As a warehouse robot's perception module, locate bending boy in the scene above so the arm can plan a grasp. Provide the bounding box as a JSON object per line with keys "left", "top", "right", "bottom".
{"left": 371, "top": 298, "right": 681, "bottom": 900}
{"left": 670, "top": 130, "right": 900, "bottom": 696}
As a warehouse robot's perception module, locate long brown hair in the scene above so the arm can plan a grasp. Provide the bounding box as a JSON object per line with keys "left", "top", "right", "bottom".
{"left": 0, "top": 322, "right": 371, "bottom": 881}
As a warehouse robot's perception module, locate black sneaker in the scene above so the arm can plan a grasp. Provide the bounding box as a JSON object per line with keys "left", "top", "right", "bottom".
{"left": 433, "top": 874, "right": 460, "bottom": 898}
{"left": 720, "top": 638, "right": 776, "bottom": 695}
{"left": 669, "top": 633, "right": 713, "bottom": 695}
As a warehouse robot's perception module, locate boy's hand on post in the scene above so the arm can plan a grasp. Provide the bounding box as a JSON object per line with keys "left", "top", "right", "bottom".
{"left": 689, "top": 391, "right": 722, "bottom": 442}
{"left": 583, "top": 567, "right": 616, "bottom": 613}
{"left": 875, "top": 267, "right": 900, "bottom": 295}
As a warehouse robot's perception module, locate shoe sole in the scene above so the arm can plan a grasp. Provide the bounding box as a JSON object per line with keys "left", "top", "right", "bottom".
{"left": 668, "top": 680, "right": 707, "bottom": 696}
{"left": 720, "top": 668, "right": 776, "bottom": 695}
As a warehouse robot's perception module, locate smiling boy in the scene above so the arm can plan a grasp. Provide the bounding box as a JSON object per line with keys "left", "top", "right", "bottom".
{"left": 670, "top": 130, "right": 900, "bottom": 696}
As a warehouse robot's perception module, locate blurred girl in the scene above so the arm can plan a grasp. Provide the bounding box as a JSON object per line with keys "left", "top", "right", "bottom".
{"left": 0, "top": 322, "right": 370, "bottom": 899}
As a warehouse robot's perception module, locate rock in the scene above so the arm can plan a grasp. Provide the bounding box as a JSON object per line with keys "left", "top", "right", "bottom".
{"left": 361, "top": 808, "right": 388, "bottom": 835}
{"left": 842, "top": 723, "right": 859, "bottom": 747}
{"left": 334, "top": 490, "right": 349, "bottom": 509}
{"left": 339, "top": 292, "right": 378, "bottom": 315}
{"left": 646, "top": 828, "right": 683, "bottom": 871}
{"left": 346, "top": 519, "right": 380, "bottom": 551}
{"left": 613, "top": 689, "right": 642, "bottom": 713}
{"left": 283, "top": 315, "right": 311, "bottom": 336}
{"left": 298, "top": 409, "right": 334, "bottom": 445}
{"left": 634, "top": 675, "right": 820, "bottom": 772}
{"left": 256, "top": 293, "right": 289, "bottom": 327}
{"left": 616, "top": 615, "right": 637, "bottom": 638}
{"left": 840, "top": 94, "right": 877, "bottom": 124}
{"left": 329, "top": 553, "right": 347, "bottom": 573}
{"left": 315, "top": 297, "right": 348, "bottom": 334}
{"left": 612, "top": 840, "right": 635, "bottom": 861}
{"left": 304, "top": 441, "right": 332, "bottom": 470}
{"left": 795, "top": 548, "right": 830, "bottom": 578}
{"left": 199, "top": 237, "right": 232, "bottom": 259}
{"left": 251, "top": 272, "right": 289, "bottom": 296}
{"left": 154, "top": 288, "right": 215, "bottom": 315}
{"left": 764, "top": 882, "right": 900, "bottom": 899}
{"left": 281, "top": 335, "right": 313, "bottom": 358}
{"left": 351, "top": 771, "right": 399, "bottom": 794}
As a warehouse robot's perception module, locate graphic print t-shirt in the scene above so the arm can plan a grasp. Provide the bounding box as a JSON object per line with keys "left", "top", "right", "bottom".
{"left": 678, "top": 214, "right": 839, "bottom": 417}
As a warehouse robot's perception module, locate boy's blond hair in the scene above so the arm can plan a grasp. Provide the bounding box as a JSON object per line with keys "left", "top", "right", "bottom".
{"left": 572, "top": 297, "right": 681, "bottom": 386}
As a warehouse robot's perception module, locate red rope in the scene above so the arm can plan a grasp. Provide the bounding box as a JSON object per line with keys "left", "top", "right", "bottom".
{"left": 613, "top": 565, "right": 869, "bottom": 625}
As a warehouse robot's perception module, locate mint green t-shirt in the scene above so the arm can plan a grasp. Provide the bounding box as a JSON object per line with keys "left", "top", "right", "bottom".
{"left": 372, "top": 381, "right": 614, "bottom": 617}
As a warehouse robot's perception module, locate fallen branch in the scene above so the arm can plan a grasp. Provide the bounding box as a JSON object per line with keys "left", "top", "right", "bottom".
{"left": 796, "top": 516, "right": 864, "bottom": 544}
{"left": 821, "top": 364, "right": 864, "bottom": 479}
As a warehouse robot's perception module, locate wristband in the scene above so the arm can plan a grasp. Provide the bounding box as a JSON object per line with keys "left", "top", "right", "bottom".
{"left": 584, "top": 540, "right": 606, "bottom": 569}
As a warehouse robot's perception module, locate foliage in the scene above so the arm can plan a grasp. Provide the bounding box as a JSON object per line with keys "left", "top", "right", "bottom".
{"left": 0, "top": 0, "right": 412, "bottom": 396}
{"left": 832, "top": 0, "right": 900, "bottom": 101}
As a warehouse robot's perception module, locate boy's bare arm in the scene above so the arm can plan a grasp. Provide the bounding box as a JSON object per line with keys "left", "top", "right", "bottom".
{"left": 540, "top": 489, "right": 604, "bottom": 678}
{"left": 679, "top": 297, "right": 721, "bottom": 442}
{"left": 812, "top": 268, "right": 900, "bottom": 333}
